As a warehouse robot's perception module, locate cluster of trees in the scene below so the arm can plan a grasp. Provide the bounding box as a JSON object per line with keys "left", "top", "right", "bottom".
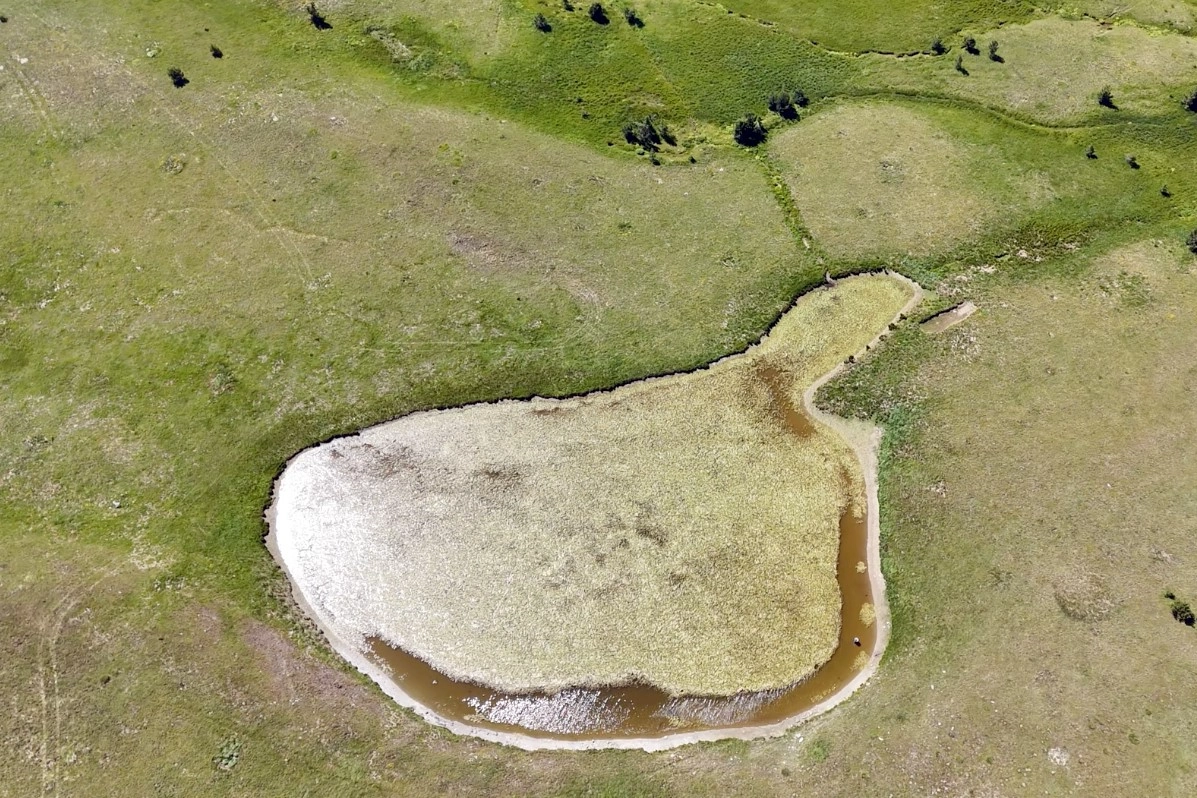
{"left": 542, "top": 3, "right": 642, "bottom": 27}
{"left": 949, "top": 35, "right": 1000, "bottom": 75}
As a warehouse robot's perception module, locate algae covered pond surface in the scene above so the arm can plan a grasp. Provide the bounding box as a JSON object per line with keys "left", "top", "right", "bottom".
{"left": 270, "top": 274, "right": 914, "bottom": 740}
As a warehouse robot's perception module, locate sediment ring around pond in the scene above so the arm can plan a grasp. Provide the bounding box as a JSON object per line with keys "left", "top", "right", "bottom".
{"left": 266, "top": 272, "right": 922, "bottom": 751}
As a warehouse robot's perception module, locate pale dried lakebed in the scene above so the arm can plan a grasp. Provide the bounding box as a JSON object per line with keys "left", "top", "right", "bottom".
{"left": 267, "top": 273, "right": 922, "bottom": 749}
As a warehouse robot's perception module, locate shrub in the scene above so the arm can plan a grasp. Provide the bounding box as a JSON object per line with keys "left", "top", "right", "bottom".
{"left": 1085, "top": 145, "right": 1097, "bottom": 159}
{"left": 588, "top": 3, "right": 609, "bottom": 23}
{"left": 306, "top": 3, "right": 332, "bottom": 30}
{"left": 931, "top": 37, "right": 947, "bottom": 55}
{"left": 954, "top": 55, "right": 968, "bottom": 75}
{"left": 988, "top": 40, "right": 1002, "bottom": 62}
{"left": 623, "top": 7, "right": 644, "bottom": 27}
{"left": 622, "top": 116, "right": 664, "bottom": 150}
{"left": 963, "top": 35, "right": 978, "bottom": 55}
{"left": 1125, "top": 154, "right": 1140, "bottom": 169}
{"left": 1172, "top": 599, "right": 1195, "bottom": 626}
{"left": 733, "top": 114, "right": 767, "bottom": 146}
{"left": 533, "top": 13, "right": 551, "bottom": 32}
{"left": 791, "top": 89, "right": 809, "bottom": 108}
{"left": 768, "top": 92, "right": 798, "bottom": 120}
{"left": 167, "top": 67, "right": 189, "bottom": 88}
{"left": 0, "top": 14, "right": 9, "bottom": 23}
{"left": 1098, "top": 86, "right": 1116, "bottom": 109}
{"left": 1187, "top": 229, "right": 1197, "bottom": 255}
{"left": 563, "top": 0, "right": 574, "bottom": 9}
{"left": 1161, "top": 185, "right": 1171, "bottom": 198}
{"left": 1183, "top": 89, "right": 1197, "bottom": 113}
{"left": 210, "top": 45, "right": 223, "bottom": 59}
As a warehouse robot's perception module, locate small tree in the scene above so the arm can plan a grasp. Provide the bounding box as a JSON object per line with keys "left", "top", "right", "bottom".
{"left": 1187, "top": 229, "right": 1197, "bottom": 255}
{"left": 306, "top": 3, "right": 332, "bottom": 30}
{"left": 623, "top": 7, "right": 644, "bottom": 27}
{"left": 791, "top": 88, "right": 809, "bottom": 108}
{"left": 954, "top": 54, "right": 968, "bottom": 75}
{"left": 1098, "top": 86, "right": 1116, "bottom": 109}
{"left": 962, "top": 35, "right": 978, "bottom": 55}
{"left": 987, "top": 39, "right": 1002, "bottom": 62}
{"left": 210, "top": 44, "right": 224, "bottom": 59}
{"left": 167, "top": 67, "right": 189, "bottom": 88}
{"left": 1085, "top": 145, "right": 1097, "bottom": 159}
{"left": 588, "top": 2, "right": 609, "bottom": 23}
{"left": 622, "top": 115, "right": 663, "bottom": 150}
{"left": 931, "top": 37, "right": 947, "bottom": 55}
{"left": 1161, "top": 185, "right": 1171, "bottom": 198}
{"left": 1125, "top": 154, "right": 1140, "bottom": 169}
{"left": 1183, "top": 88, "right": 1197, "bottom": 113}
{"left": 768, "top": 91, "right": 798, "bottom": 120}
{"left": 733, "top": 114, "right": 767, "bottom": 146}
{"left": 533, "top": 13, "right": 551, "bottom": 32}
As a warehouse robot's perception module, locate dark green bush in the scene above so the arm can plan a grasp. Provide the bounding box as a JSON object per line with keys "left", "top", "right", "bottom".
{"left": 768, "top": 92, "right": 798, "bottom": 120}
{"left": 306, "top": 2, "right": 332, "bottom": 30}
{"left": 1171, "top": 599, "right": 1195, "bottom": 626}
{"left": 533, "top": 13, "right": 551, "bottom": 32}
{"left": 588, "top": 3, "right": 609, "bottom": 24}
{"left": 1098, "top": 86, "right": 1116, "bottom": 109}
{"left": 733, "top": 114, "right": 767, "bottom": 146}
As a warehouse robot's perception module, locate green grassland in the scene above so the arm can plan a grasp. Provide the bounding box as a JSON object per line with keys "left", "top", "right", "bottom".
{"left": 3, "top": 0, "right": 1197, "bottom": 795}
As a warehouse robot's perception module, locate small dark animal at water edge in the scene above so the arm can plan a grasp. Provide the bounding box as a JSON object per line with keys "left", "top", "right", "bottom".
{"left": 306, "top": 3, "right": 332, "bottom": 30}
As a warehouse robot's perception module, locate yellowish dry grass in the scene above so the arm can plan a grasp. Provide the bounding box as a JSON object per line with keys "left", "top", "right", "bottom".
{"left": 863, "top": 17, "right": 1197, "bottom": 122}
{"left": 771, "top": 104, "right": 995, "bottom": 260}
{"left": 274, "top": 275, "right": 913, "bottom": 696}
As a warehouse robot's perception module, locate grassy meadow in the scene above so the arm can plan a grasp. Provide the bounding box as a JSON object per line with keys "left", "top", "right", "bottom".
{"left": 3, "top": 0, "right": 1197, "bottom": 795}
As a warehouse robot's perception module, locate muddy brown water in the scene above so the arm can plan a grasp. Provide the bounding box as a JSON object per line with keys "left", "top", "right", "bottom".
{"left": 365, "top": 382, "right": 878, "bottom": 740}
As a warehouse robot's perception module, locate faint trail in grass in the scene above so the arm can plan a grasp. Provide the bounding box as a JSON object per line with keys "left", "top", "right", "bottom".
{"left": 20, "top": 7, "right": 317, "bottom": 287}
{"left": 8, "top": 64, "right": 65, "bottom": 142}
{"left": 35, "top": 563, "right": 122, "bottom": 798}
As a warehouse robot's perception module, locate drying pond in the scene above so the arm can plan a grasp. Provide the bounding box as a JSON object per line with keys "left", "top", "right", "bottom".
{"left": 268, "top": 273, "right": 919, "bottom": 748}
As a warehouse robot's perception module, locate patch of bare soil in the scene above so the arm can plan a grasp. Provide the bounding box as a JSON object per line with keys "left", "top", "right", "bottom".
{"left": 239, "top": 618, "right": 383, "bottom": 718}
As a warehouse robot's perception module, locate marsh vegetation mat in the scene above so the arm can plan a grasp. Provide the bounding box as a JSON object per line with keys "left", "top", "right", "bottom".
{"left": 270, "top": 274, "right": 914, "bottom": 739}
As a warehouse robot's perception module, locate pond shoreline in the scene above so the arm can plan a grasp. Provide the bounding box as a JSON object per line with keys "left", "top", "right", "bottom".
{"left": 264, "top": 271, "right": 924, "bottom": 751}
